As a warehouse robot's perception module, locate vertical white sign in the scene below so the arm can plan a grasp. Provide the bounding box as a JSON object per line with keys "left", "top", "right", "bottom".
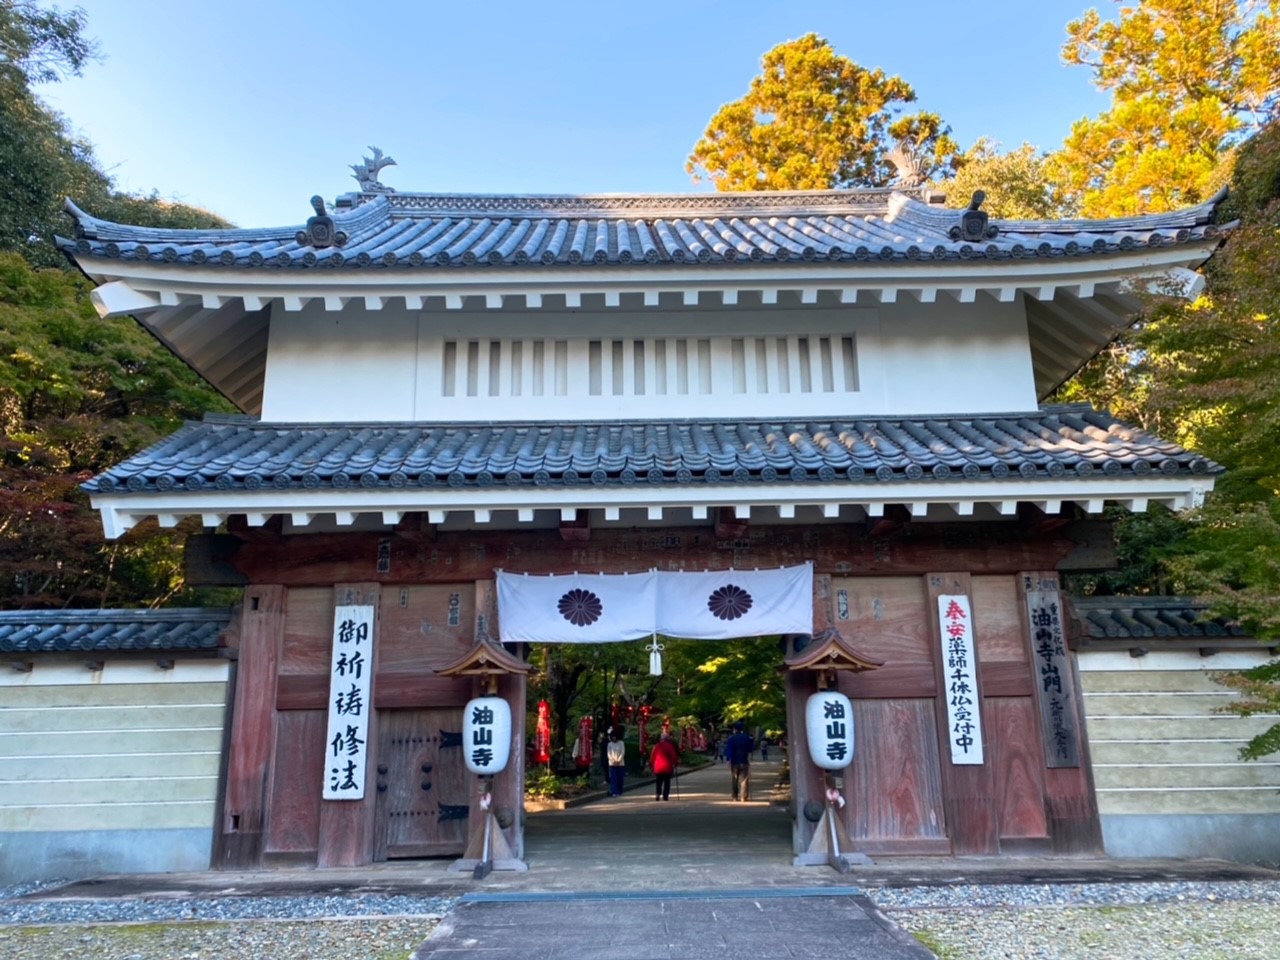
{"left": 938, "top": 594, "right": 984, "bottom": 765}
{"left": 323, "top": 604, "right": 375, "bottom": 800}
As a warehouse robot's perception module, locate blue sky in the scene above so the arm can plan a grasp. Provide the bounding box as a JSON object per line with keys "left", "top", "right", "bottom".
{"left": 41, "top": 0, "right": 1112, "bottom": 227}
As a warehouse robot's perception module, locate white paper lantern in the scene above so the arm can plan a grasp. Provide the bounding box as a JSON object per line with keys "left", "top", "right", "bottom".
{"left": 463, "top": 696, "right": 512, "bottom": 775}
{"left": 806, "top": 691, "right": 855, "bottom": 770}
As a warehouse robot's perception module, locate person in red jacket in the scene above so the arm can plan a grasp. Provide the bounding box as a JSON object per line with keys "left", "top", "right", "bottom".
{"left": 649, "top": 732, "right": 680, "bottom": 801}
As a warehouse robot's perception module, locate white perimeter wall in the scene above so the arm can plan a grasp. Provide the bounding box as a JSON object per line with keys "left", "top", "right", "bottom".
{"left": 260, "top": 298, "right": 1037, "bottom": 422}
{"left": 0, "top": 660, "right": 229, "bottom": 882}
{"left": 1079, "top": 649, "right": 1280, "bottom": 862}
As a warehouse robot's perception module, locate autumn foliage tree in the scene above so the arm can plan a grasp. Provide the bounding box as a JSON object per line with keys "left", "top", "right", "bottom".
{"left": 1052, "top": 0, "right": 1280, "bottom": 215}
{"left": 687, "top": 34, "right": 957, "bottom": 191}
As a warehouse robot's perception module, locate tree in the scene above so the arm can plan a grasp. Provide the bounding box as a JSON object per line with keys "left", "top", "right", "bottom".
{"left": 1105, "top": 121, "right": 1280, "bottom": 756}
{"left": 687, "top": 34, "right": 957, "bottom": 191}
{"left": 0, "top": 252, "right": 233, "bottom": 607}
{"left": 1052, "top": 0, "right": 1280, "bottom": 216}
{"left": 940, "top": 140, "right": 1072, "bottom": 219}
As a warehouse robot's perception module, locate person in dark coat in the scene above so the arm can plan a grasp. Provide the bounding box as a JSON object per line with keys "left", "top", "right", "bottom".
{"left": 649, "top": 732, "right": 680, "bottom": 801}
{"left": 724, "top": 721, "right": 755, "bottom": 801}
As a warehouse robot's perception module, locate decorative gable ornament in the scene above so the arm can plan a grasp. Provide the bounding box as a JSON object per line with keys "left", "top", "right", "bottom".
{"left": 350, "top": 146, "right": 396, "bottom": 193}
{"left": 950, "top": 190, "right": 998, "bottom": 242}
{"left": 296, "top": 196, "right": 348, "bottom": 249}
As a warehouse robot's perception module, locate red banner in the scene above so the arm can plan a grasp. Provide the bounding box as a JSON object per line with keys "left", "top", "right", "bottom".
{"left": 639, "top": 705, "right": 651, "bottom": 758}
{"left": 534, "top": 700, "right": 551, "bottom": 765}
{"left": 574, "top": 715, "right": 593, "bottom": 768}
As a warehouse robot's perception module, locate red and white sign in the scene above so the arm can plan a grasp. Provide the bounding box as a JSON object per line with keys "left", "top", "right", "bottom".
{"left": 938, "top": 594, "right": 984, "bottom": 765}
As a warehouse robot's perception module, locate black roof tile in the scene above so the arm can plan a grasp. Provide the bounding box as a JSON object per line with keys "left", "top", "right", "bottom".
{"left": 0, "top": 609, "right": 231, "bottom": 653}
{"left": 83, "top": 405, "right": 1220, "bottom": 496}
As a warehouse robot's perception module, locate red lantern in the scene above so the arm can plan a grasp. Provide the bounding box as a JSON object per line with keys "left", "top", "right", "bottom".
{"left": 575, "top": 716, "right": 593, "bottom": 769}
{"left": 534, "top": 700, "right": 551, "bottom": 765}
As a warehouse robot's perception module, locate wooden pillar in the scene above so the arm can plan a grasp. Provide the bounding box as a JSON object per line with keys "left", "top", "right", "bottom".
{"left": 786, "top": 668, "right": 823, "bottom": 854}
{"left": 496, "top": 672, "right": 527, "bottom": 858}
{"left": 787, "top": 574, "right": 837, "bottom": 855}
{"left": 468, "top": 578, "right": 527, "bottom": 862}
{"left": 217, "top": 584, "right": 285, "bottom": 869}
{"left": 925, "top": 571, "right": 998, "bottom": 855}
{"left": 317, "top": 582, "right": 381, "bottom": 867}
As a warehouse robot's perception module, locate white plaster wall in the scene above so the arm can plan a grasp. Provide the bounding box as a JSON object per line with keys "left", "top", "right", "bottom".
{"left": 259, "top": 297, "right": 1039, "bottom": 423}
{"left": 262, "top": 301, "right": 419, "bottom": 421}
{"left": 0, "top": 660, "right": 229, "bottom": 882}
{"left": 874, "top": 299, "right": 1035, "bottom": 416}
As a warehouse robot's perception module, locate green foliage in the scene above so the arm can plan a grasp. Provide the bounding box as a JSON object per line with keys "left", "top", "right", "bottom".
{"left": 660, "top": 636, "right": 786, "bottom": 732}
{"left": 687, "top": 33, "right": 957, "bottom": 191}
{"left": 0, "top": 253, "right": 232, "bottom": 607}
{"left": 0, "top": 1, "right": 96, "bottom": 87}
{"left": 940, "top": 140, "right": 1073, "bottom": 219}
{"left": 1052, "top": 0, "right": 1280, "bottom": 216}
{"left": 1079, "top": 120, "right": 1280, "bottom": 756}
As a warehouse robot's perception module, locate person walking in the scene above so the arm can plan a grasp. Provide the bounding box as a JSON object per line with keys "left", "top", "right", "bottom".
{"left": 649, "top": 732, "right": 680, "bottom": 801}
{"left": 606, "top": 729, "right": 626, "bottom": 797}
{"left": 724, "top": 721, "right": 755, "bottom": 801}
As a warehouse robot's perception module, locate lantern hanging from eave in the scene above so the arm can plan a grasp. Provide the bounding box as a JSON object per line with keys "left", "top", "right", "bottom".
{"left": 534, "top": 700, "right": 551, "bottom": 765}
{"left": 463, "top": 695, "right": 512, "bottom": 775}
{"left": 806, "top": 691, "right": 855, "bottom": 770}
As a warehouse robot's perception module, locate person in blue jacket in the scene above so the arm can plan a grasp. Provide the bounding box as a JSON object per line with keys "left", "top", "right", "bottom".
{"left": 724, "top": 722, "right": 755, "bottom": 801}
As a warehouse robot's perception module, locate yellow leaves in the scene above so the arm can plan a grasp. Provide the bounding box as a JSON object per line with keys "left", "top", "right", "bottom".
{"left": 1054, "top": 0, "right": 1278, "bottom": 217}
{"left": 686, "top": 34, "right": 944, "bottom": 191}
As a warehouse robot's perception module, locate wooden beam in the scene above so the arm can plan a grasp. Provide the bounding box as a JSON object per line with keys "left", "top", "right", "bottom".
{"left": 714, "top": 506, "right": 749, "bottom": 540}
{"left": 224, "top": 520, "right": 1119, "bottom": 586}
{"left": 558, "top": 509, "right": 590, "bottom": 542}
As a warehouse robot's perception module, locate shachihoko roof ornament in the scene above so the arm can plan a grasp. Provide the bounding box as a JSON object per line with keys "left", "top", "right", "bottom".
{"left": 350, "top": 146, "right": 396, "bottom": 194}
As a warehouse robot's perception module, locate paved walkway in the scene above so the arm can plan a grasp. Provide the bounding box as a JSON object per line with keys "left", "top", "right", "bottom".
{"left": 415, "top": 762, "right": 932, "bottom": 957}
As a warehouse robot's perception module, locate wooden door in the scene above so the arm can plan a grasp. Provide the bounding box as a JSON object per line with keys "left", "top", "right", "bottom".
{"left": 373, "top": 708, "right": 469, "bottom": 860}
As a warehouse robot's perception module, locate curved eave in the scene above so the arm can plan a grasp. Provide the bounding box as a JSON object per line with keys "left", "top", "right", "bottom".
{"left": 70, "top": 243, "right": 1219, "bottom": 417}
{"left": 87, "top": 474, "right": 1216, "bottom": 541}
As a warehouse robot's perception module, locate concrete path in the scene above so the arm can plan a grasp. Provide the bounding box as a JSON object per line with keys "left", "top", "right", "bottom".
{"left": 416, "top": 888, "right": 934, "bottom": 959}
{"left": 414, "top": 761, "right": 935, "bottom": 958}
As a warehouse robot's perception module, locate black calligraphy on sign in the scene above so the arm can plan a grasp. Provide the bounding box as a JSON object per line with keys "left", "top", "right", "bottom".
{"left": 470, "top": 703, "right": 497, "bottom": 770}
{"left": 938, "top": 595, "right": 984, "bottom": 765}
{"left": 323, "top": 604, "right": 375, "bottom": 800}
{"left": 1025, "top": 587, "right": 1080, "bottom": 767}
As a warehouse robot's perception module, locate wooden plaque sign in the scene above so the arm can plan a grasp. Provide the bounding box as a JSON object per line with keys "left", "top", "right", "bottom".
{"left": 1023, "top": 577, "right": 1080, "bottom": 768}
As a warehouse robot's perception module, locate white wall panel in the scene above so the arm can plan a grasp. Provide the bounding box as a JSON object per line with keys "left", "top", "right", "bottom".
{"left": 257, "top": 300, "right": 1043, "bottom": 423}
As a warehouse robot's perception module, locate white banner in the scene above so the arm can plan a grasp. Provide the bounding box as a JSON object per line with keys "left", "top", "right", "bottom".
{"left": 496, "top": 564, "right": 813, "bottom": 643}
{"left": 655, "top": 564, "right": 813, "bottom": 640}
{"left": 938, "top": 594, "right": 984, "bottom": 765}
{"left": 497, "top": 570, "right": 658, "bottom": 643}
{"left": 323, "top": 604, "right": 375, "bottom": 800}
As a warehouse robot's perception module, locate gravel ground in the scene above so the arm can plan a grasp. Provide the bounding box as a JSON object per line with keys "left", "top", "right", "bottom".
{"left": 2, "top": 879, "right": 1278, "bottom": 959}
{"left": 0, "top": 886, "right": 454, "bottom": 960}
{"left": 875, "top": 880, "right": 1280, "bottom": 960}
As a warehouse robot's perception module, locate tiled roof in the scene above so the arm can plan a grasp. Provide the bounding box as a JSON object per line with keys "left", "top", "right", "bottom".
{"left": 83, "top": 405, "right": 1220, "bottom": 496}
{"left": 1072, "top": 596, "right": 1247, "bottom": 640}
{"left": 57, "top": 187, "right": 1225, "bottom": 272}
{"left": 0, "top": 608, "right": 231, "bottom": 653}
